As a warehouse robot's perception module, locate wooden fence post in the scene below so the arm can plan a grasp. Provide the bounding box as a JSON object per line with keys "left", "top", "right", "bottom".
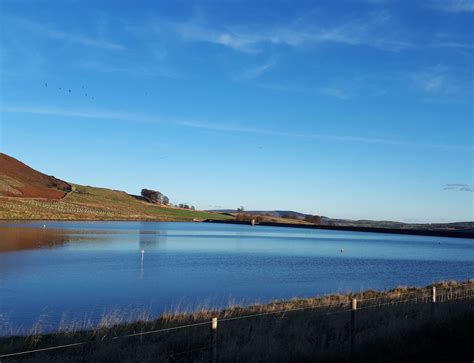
{"left": 431, "top": 286, "right": 436, "bottom": 317}
{"left": 211, "top": 317, "right": 217, "bottom": 363}
{"left": 351, "top": 298, "right": 357, "bottom": 357}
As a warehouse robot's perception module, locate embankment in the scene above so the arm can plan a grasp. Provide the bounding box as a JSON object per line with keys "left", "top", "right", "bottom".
{"left": 1, "top": 281, "right": 473, "bottom": 362}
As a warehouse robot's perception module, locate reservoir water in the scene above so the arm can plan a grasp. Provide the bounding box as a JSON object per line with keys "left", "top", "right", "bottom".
{"left": 0, "top": 221, "right": 472, "bottom": 335}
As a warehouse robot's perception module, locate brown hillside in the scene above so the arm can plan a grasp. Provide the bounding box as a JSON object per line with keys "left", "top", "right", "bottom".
{"left": 0, "top": 153, "right": 70, "bottom": 199}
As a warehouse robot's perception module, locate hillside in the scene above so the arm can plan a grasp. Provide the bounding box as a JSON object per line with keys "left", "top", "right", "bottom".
{"left": 0, "top": 153, "right": 70, "bottom": 198}
{"left": 0, "top": 154, "right": 232, "bottom": 221}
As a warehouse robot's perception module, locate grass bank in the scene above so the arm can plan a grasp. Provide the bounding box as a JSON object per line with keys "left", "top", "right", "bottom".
{"left": 1, "top": 280, "right": 472, "bottom": 362}
{"left": 0, "top": 184, "right": 233, "bottom": 222}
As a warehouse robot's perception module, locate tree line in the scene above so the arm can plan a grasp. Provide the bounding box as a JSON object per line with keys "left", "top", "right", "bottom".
{"left": 141, "top": 189, "right": 194, "bottom": 210}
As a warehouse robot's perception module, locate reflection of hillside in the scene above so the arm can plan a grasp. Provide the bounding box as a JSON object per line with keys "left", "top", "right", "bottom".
{"left": 139, "top": 229, "right": 167, "bottom": 250}
{"left": 0, "top": 226, "right": 69, "bottom": 252}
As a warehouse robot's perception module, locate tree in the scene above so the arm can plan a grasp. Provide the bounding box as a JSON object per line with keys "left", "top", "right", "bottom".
{"left": 162, "top": 196, "right": 170, "bottom": 205}
{"left": 141, "top": 189, "right": 163, "bottom": 204}
{"left": 237, "top": 206, "right": 245, "bottom": 212}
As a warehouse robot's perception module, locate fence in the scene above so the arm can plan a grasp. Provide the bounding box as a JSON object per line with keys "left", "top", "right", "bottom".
{"left": 1, "top": 284, "right": 473, "bottom": 361}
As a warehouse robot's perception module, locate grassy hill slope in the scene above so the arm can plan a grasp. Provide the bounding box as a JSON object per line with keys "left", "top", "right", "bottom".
{"left": 0, "top": 153, "right": 232, "bottom": 221}
{"left": 0, "top": 184, "right": 233, "bottom": 221}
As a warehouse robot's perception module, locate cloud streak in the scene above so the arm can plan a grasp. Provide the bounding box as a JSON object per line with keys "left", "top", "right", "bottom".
{"left": 444, "top": 183, "right": 474, "bottom": 192}
{"left": 239, "top": 58, "right": 276, "bottom": 80}
{"left": 411, "top": 66, "right": 462, "bottom": 95}
{"left": 426, "top": 0, "right": 474, "bottom": 13}
{"left": 75, "top": 60, "right": 180, "bottom": 79}
{"left": 10, "top": 17, "right": 124, "bottom": 50}
{"left": 320, "top": 87, "right": 349, "bottom": 100}
{"left": 2, "top": 105, "right": 472, "bottom": 152}
{"left": 145, "top": 11, "right": 413, "bottom": 54}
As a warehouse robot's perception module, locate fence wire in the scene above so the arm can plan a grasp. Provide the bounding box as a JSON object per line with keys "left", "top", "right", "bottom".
{"left": 1, "top": 286, "right": 473, "bottom": 359}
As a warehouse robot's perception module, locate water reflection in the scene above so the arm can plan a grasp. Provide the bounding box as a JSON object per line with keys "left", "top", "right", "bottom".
{"left": 0, "top": 226, "right": 70, "bottom": 252}
{"left": 137, "top": 225, "right": 167, "bottom": 279}
{"left": 138, "top": 228, "right": 166, "bottom": 250}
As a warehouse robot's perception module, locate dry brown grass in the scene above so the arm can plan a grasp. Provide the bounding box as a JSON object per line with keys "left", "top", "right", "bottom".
{"left": 1, "top": 280, "right": 472, "bottom": 363}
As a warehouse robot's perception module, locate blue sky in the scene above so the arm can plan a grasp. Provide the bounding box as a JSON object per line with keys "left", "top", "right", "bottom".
{"left": 0, "top": 0, "right": 472, "bottom": 222}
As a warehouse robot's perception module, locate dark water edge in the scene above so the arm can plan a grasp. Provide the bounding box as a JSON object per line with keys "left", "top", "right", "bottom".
{"left": 205, "top": 219, "right": 474, "bottom": 238}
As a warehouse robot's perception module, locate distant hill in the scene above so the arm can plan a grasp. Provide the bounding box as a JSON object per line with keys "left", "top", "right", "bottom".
{"left": 0, "top": 153, "right": 70, "bottom": 198}
{"left": 0, "top": 153, "right": 231, "bottom": 222}
{"left": 208, "top": 209, "right": 474, "bottom": 232}
{"left": 208, "top": 210, "right": 311, "bottom": 219}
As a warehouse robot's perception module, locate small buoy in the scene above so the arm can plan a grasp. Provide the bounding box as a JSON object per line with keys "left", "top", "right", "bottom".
{"left": 340, "top": 248, "right": 344, "bottom": 253}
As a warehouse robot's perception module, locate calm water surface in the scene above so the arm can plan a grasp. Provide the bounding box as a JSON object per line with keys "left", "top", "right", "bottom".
{"left": 0, "top": 221, "right": 473, "bottom": 334}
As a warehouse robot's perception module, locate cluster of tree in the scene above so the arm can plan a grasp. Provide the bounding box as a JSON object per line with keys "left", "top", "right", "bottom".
{"left": 141, "top": 189, "right": 169, "bottom": 205}
{"left": 236, "top": 213, "right": 265, "bottom": 223}
{"left": 237, "top": 206, "right": 245, "bottom": 212}
{"left": 304, "top": 215, "right": 322, "bottom": 225}
{"left": 176, "top": 204, "right": 195, "bottom": 210}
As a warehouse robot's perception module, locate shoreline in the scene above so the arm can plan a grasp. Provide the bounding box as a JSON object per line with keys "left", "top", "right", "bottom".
{"left": 1, "top": 280, "right": 471, "bottom": 338}
{"left": 1, "top": 280, "right": 472, "bottom": 361}
{"left": 204, "top": 219, "right": 474, "bottom": 239}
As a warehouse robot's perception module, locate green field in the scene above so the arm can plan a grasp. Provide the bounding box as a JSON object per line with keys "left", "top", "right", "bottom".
{"left": 0, "top": 184, "right": 233, "bottom": 221}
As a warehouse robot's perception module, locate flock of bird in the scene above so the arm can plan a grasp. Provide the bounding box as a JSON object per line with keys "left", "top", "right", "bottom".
{"left": 44, "top": 82, "right": 95, "bottom": 100}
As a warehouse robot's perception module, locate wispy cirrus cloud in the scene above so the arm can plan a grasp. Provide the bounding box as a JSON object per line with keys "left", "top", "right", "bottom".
{"left": 75, "top": 59, "right": 180, "bottom": 79}
{"left": 239, "top": 58, "right": 276, "bottom": 80}
{"left": 173, "top": 21, "right": 261, "bottom": 53}
{"left": 141, "top": 10, "right": 413, "bottom": 54}
{"left": 6, "top": 17, "right": 124, "bottom": 50}
{"left": 320, "top": 87, "right": 349, "bottom": 100}
{"left": 444, "top": 184, "right": 474, "bottom": 192}
{"left": 319, "top": 74, "right": 389, "bottom": 101}
{"left": 0, "top": 105, "right": 159, "bottom": 124}
{"left": 177, "top": 119, "right": 473, "bottom": 151}
{"left": 5, "top": 104, "right": 469, "bottom": 152}
{"left": 425, "top": 0, "right": 474, "bottom": 13}
{"left": 411, "top": 66, "right": 462, "bottom": 95}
